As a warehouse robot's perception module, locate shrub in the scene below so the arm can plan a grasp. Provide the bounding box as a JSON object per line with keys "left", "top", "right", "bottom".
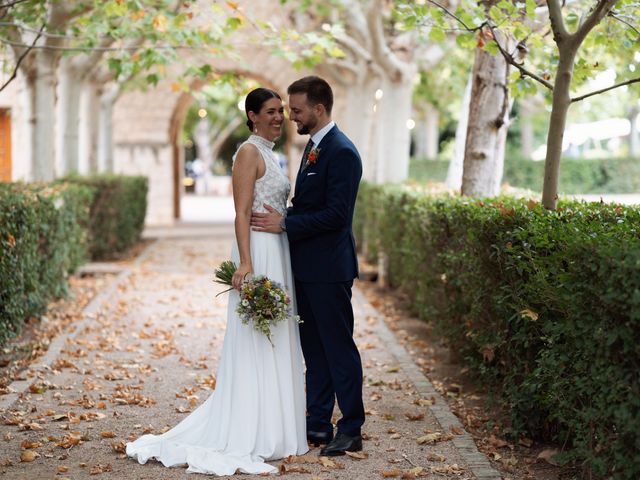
{"left": 356, "top": 184, "right": 640, "bottom": 479}
{"left": 0, "top": 182, "right": 92, "bottom": 344}
{"left": 63, "top": 174, "right": 148, "bottom": 260}
{"left": 410, "top": 155, "right": 640, "bottom": 194}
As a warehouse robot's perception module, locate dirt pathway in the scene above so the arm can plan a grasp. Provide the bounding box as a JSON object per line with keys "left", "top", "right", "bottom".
{"left": 0, "top": 228, "right": 499, "bottom": 480}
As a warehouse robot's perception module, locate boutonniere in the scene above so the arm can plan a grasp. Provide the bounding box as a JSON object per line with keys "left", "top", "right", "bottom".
{"left": 307, "top": 147, "right": 321, "bottom": 164}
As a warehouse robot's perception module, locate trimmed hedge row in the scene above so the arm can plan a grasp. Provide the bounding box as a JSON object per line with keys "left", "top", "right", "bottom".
{"left": 355, "top": 183, "right": 640, "bottom": 479}
{"left": 63, "top": 175, "right": 148, "bottom": 260}
{"left": 409, "top": 155, "right": 640, "bottom": 194}
{"left": 0, "top": 175, "right": 148, "bottom": 345}
{"left": 0, "top": 183, "right": 93, "bottom": 344}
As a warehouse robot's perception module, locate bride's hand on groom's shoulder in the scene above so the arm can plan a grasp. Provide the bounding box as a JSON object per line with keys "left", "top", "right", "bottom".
{"left": 232, "top": 263, "right": 253, "bottom": 290}
{"left": 251, "top": 204, "right": 283, "bottom": 234}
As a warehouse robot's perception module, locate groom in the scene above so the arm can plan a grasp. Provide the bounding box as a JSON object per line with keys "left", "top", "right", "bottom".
{"left": 251, "top": 76, "right": 365, "bottom": 456}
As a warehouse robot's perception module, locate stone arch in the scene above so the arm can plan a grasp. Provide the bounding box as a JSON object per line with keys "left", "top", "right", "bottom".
{"left": 113, "top": 53, "right": 307, "bottom": 226}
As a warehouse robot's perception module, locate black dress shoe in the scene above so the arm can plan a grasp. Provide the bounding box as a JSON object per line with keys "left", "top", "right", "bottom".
{"left": 307, "top": 430, "right": 333, "bottom": 447}
{"left": 320, "top": 432, "right": 362, "bottom": 456}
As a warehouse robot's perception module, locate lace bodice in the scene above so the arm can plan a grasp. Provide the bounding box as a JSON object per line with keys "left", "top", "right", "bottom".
{"left": 233, "top": 135, "right": 290, "bottom": 216}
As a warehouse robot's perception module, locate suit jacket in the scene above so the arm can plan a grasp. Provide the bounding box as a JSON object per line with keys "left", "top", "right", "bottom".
{"left": 285, "top": 125, "right": 362, "bottom": 283}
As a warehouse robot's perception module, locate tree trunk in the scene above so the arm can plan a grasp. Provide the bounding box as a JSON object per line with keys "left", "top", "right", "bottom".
{"left": 97, "top": 83, "right": 119, "bottom": 172}
{"left": 79, "top": 81, "right": 100, "bottom": 173}
{"left": 447, "top": 73, "right": 472, "bottom": 190}
{"left": 58, "top": 59, "right": 82, "bottom": 174}
{"left": 414, "top": 104, "right": 439, "bottom": 160}
{"left": 461, "top": 40, "right": 512, "bottom": 197}
{"left": 424, "top": 103, "right": 439, "bottom": 160}
{"left": 542, "top": 51, "right": 576, "bottom": 209}
{"left": 376, "top": 76, "right": 414, "bottom": 183}
{"left": 32, "top": 51, "right": 58, "bottom": 181}
{"left": 342, "top": 78, "right": 377, "bottom": 181}
{"left": 629, "top": 105, "right": 639, "bottom": 158}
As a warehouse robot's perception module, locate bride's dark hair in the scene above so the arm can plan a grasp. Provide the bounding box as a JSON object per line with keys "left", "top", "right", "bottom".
{"left": 245, "top": 88, "right": 282, "bottom": 132}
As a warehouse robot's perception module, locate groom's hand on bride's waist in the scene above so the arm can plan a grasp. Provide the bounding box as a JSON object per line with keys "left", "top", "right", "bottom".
{"left": 251, "top": 204, "right": 284, "bottom": 233}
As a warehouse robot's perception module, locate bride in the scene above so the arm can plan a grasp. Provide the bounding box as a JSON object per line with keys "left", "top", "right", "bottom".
{"left": 126, "top": 88, "right": 308, "bottom": 475}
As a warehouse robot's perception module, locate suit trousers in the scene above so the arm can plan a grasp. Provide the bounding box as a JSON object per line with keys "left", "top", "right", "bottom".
{"left": 295, "top": 280, "right": 365, "bottom": 437}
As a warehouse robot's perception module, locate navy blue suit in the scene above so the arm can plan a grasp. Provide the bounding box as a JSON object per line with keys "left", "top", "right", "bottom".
{"left": 284, "top": 125, "right": 365, "bottom": 437}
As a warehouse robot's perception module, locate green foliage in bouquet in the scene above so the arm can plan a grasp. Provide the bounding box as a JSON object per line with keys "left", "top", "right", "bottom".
{"left": 213, "top": 261, "right": 300, "bottom": 346}
{"left": 213, "top": 260, "right": 236, "bottom": 295}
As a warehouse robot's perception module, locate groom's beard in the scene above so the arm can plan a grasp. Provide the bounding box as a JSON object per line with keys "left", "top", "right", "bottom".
{"left": 296, "top": 117, "right": 317, "bottom": 135}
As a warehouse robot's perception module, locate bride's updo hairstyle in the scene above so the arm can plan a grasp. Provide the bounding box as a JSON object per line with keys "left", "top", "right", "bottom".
{"left": 245, "top": 88, "right": 282, "bottom": 133}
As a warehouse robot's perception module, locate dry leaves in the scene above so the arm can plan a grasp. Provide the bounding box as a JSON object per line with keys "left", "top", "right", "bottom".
{"left": 89, "top": 463, "right": 113, "bottom": 475}
{"left": 345, "top": 450, "right": 369, "bottom": 460}
{"left": 538, "top": 448, "right": 561, "bottom": 466}
{"left": 416, "top": 432, "right": 441, "bottom": 445}
{"left": 404, "top": 412, "right": 425, "bottom": 421}
{"left": 426, "top": 452, "right": 446, "bottom": 462}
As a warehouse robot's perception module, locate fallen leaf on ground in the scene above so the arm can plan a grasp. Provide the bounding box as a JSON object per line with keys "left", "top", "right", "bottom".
{"left": 345, "top": 451, "right": 369, "bottom": 459}
{"left": 426, "top": 453, "right": 446, "bottom": 462}
{"left": 20, "top": 450, "right": 39, "bottom": 462}
{"left": 416, "top": 433, "right": 441, "bottom": 445}
{"left": 285, "top": 454, "right": 320, "bottom": 464}
{"left": 519, "top": 437, "right": 533, "bottom": 447}
{"left": 402, "top": 466, "right": 424, "bottom": 478}
{"left": 57, "top": 432, "right": 83, "bottom": 449}
{"left": 100, "top": 431, "right": 116, "bottom": 438}
{"left": 20, "top": 440, "right": 42, "bottom": 449}
{"left": 430, "top": 464, "right": 465, "bottom": 474}
{"left": 488, "top": 434, "right": 508, "bottom": 448}
{"left": 405, "top": 413, "right": 425, "bottom": 421}
{"left": 319, "top": 456, "right": 336, "bottom": 468}
{"left": 538, "top": 449, "right": 561, "bottom": 466}
{"left": 111, "top": 441, "right": 126, "bottom": 453}
{"left": 381, "top": 469, "right": 402, "bottom": 478}
{"left": 90, "top": 463, "right": 113, "bottom": 474}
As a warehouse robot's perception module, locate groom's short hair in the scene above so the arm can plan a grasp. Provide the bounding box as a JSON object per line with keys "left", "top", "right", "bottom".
{"left": 288, "top": 76, "right": 333, "bottom": 115}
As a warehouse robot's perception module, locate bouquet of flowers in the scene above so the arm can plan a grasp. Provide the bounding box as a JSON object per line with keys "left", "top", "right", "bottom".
{"left": 214, "top": 260, "right": 300, "bottom": 346}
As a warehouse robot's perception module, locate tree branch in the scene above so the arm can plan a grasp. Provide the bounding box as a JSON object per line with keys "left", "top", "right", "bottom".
{"left": 0, "top": 0, "right": 32, "bottom": 7}
{"left": 546, "top": 0, "right": 569, "bottom": 42}
{"left": 333, "top": 32, "right": 369, "bottom": 60}
{"left": 425, "top": 0, "right": 473, "bottom": 31}
{"left": 607, "top": 11, "right": 640, "bottom": 38}
{"left": 365, "top": 0, "right": 409, "bottom": 81}
{"left": 0, "top": 36, "right": 202, "bottom": 52}
{"left": 0, "top": 22, "right": 44, "bottom": 92}
{"left": 488, "top": 24, "right": 554, "bottom": 90}
{"left": 572, "top": 0, "right": 618, "bottom": 45}
{"left": 571, "top": 76, "right": 640, "bottom": 103}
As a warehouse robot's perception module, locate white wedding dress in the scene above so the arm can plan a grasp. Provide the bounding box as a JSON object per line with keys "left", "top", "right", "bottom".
{"left": 126, "top": 135, "right": 308, "bottom": 475}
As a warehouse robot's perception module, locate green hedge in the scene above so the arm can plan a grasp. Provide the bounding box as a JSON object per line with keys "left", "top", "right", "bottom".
{"left": 63, "top": 174, "right": 148, "bottom": 260}
{"left": 0, "top": 182, "right": 93, "bottom": 344}
{"left": 410, "top": 155, "right": 640, "bottom": 194}
{"left": 356, "top": 183, "right": 640, "bottom": 479}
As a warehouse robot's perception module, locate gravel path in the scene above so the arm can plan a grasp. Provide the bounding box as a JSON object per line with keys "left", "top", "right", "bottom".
{"left": 0, "top": 227, "right": 500, "bottom": 480}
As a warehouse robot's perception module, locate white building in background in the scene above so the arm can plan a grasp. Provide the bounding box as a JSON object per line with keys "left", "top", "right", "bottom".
{"left": 532, "top": 117, "right": 639, "bottom": 161}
